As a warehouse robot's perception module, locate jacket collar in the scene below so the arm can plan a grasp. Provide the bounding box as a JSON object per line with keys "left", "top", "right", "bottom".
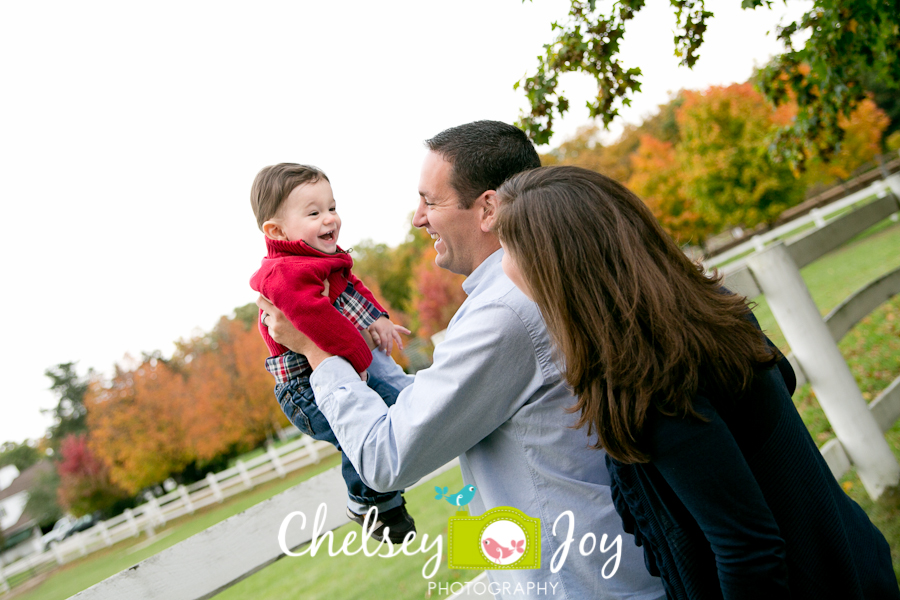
{"left": 264, "top": 237, "right": 351, "bottom": 264}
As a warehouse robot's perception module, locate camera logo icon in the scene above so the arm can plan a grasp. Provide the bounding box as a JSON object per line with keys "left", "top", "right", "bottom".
{"left": 447, "top": 506, "right": 541, "bottom": 570}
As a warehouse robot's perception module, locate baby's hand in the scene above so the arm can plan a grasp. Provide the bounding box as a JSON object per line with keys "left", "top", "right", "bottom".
{"left": 368, "top": 316, "right": 411, "bottom": 355}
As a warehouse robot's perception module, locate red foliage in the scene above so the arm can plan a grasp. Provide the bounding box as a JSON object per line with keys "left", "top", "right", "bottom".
{"left": 57, "top": 434, "right": 129, "bottom": 516}
{"left": 411, "top": 247, "right": 467, "bottom": 340}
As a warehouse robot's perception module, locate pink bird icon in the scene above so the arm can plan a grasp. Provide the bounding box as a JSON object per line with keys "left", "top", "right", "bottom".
{"left": 482, "top": 538, "right": 525, "bottom": 561}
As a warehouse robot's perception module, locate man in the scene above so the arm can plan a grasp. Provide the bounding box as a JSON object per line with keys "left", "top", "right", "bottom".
{"left": 258, "top": 121, "right": 664, "bottom": 599}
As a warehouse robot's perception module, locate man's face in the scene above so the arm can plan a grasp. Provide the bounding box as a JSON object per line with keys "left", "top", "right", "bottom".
{"left": 413, "top": 151, "right": 484, "bottom": 276}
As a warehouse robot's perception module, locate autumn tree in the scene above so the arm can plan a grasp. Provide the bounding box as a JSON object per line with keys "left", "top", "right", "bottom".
{"left": 86, "top": 359, "right": 196, "bottom": 494}
{"left": 541, "top": 94, "right": 683, "bottom": 183}
{"left": 518, "top": 0, "right": 900, "bottom": 167}
{"left": 628, "top": 135, "right": 704, "bottom": 244}
{"left": 174, "top": 316, "right": 287, "bottom": 462}
{"left": 801, "top": 97, "right": 891, "bottom": 183}
{"left": 410, "top": 246, "right": 468, "bottom": 340}
{"left": 675, "top": 83, "right": 806, "bottom": 232}
{"left": 85, "top": 308, "right": 286, "bottom": 494}
{"left": 352, "top": 222, "right": 432, "bottom": 315}
{"left": 57, "top": 434, "right": 131, "bottom": 517}
{"left": 626, "top": 82, "right": 891, "bottom": 244}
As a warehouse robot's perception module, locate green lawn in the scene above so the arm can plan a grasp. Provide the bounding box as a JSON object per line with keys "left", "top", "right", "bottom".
{"left": 9, "top": 453, "right": 342, "bottom": 600}
{"left": 216, "top": 469, "right": 470, "bottom": 600}
{"left": 9, "top": 455, "right": 469, "bottom": 600}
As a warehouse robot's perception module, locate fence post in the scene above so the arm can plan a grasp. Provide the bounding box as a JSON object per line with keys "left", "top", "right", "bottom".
{"left": 302, "top": 434, "right": 320, "bottom": 463}
{"left": 236, "top": 460, "right": 253, "bottom": 489}
{"left": 178, "top": 485, "right": 195, "bottom": 515}
{"left": 148, "top": 496, "right": 166, "bottom": 526}
{"left": 74, "top": 532, "right": 88, "bottom": 557}
{"left": 206, "top": 472, "right": 224, "bottom": 503}
{"left": 97, "top": 521, "right": 113, "bottom": 547}
{"left": 267, "top": 444, "right": 287, "bottom": 478}
{"left": 885, "top": 173, "right": 900, "bottom": 202}
{"left": 124, "top": 508, "right": 140, "bottom": 537}
{"left": 751, "top": 235, "right": 765, "bottom": 252}
{"left": 746, "top": 242, "right": 900, "bottom": 498}
{"left": 50, "top": 540, "right": 65, "bottom": 564}
{"left": 809, "top": 207, "right": 826, "bottom": 228}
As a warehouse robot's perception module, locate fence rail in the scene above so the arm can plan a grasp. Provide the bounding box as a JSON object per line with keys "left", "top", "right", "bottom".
{"left": 705, "top": 150, "right": 900, "bottom": 260}
{"left": 0, "top": 436, "right": 337, "bottom": 594}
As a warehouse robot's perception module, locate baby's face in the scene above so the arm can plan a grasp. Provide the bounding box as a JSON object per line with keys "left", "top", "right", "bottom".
{"left": 277, "top": 179, "right": 341, "bottom": 253}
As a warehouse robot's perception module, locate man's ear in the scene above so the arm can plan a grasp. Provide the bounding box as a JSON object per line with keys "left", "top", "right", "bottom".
{"left": 262, "top": 220, "right": 288, "bottom": 240}
{"left": 478, "top": 190, "right": 499, "bottom": 233}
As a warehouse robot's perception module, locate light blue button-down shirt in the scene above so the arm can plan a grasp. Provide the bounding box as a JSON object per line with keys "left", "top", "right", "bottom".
{"left": 311, "top": 249, "right": 664, "bottom": 600}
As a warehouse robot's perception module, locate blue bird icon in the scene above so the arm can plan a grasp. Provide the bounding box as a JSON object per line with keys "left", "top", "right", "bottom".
{"left": 434, "top": 485, "right": 477, "bottom": 507}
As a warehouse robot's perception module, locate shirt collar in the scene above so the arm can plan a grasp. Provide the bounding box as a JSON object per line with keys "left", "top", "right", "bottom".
{"left": 462, "top": 249, "right": 504, "bottom": 296}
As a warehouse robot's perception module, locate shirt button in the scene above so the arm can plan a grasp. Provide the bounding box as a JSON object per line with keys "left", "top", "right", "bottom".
{"left": 314, "top": 386, "right": 322, "bottom": 394}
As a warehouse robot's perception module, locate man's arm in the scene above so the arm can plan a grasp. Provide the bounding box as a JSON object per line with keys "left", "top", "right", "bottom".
{"left": 309, "top": 300, "right": 545, "bottom": 492}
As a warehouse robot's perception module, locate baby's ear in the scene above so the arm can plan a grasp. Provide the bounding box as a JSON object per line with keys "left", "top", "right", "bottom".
{"left": 262, "top": 220, "right": 287, "bottom": 240}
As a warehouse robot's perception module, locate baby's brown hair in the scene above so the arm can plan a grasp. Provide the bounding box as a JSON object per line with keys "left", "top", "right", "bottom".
{"left": 250, "top": 163, "right": 329, "bottom": 231}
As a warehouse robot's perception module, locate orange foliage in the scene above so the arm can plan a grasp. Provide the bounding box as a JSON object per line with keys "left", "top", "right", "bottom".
{"left": 628, "top": 135, "right": 705, "bottom": 244}
{"left": 87, "top": 316, "right": 285, "bottom": 493}
{"left": 817, "top": 98, "right": 890, "bottom": 180}
{"left": 630, "top": 83, "right": 806, "bottom": 243}
{"left": 86, "top": 359, "right": 195, "bottom": 494}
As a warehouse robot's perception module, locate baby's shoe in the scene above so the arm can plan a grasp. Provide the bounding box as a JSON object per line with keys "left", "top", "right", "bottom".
{"left": 346, "top": 497, "right": 416, "bottom": 544}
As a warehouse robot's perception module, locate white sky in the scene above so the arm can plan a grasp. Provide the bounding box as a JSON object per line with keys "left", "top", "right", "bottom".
{"left": 0, "top": 0, "right": 810, "bottom": 446}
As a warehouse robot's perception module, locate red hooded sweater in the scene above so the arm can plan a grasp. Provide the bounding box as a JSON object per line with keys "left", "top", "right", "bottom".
{"left": 249, "top": 238, "right": 385, "bottom": 373}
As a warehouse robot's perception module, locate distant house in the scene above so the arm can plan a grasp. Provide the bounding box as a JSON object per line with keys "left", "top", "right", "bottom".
{"left": 0, "top": 462, "right": 53, "bottom": 563}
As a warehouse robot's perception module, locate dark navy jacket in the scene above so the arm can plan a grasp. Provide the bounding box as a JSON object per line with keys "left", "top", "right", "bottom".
{"left": 608, "top": 348, "right": 899, "bottom": 599}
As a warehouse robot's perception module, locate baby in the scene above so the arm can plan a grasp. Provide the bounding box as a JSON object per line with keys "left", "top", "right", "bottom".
{"left": 249, "top": 163, "right": 415, "bottom": 543}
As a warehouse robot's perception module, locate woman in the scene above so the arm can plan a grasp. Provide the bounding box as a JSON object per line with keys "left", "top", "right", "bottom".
{"left": 494, "top": 165, "right": 899, "bottom": 599}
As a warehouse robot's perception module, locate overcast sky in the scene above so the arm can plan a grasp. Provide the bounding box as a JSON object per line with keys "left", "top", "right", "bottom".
{"left": 0, "top": 0, "right": 810, "bottom": 446}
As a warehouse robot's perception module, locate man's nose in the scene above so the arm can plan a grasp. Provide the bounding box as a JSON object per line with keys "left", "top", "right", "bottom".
{"left": 412, "top": 203, "right": 426, "bottom": 228}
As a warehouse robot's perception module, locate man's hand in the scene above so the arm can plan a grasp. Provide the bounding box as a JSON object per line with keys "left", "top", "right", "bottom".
{"left": 256, "top": 295, "right": 334, "bottom": 369}
{"left": 368, "top": 316, "right": 411, "bottom": 355}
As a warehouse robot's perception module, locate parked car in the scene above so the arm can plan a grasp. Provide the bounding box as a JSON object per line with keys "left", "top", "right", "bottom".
{"left": 40, "top": 516, "right": 75, "bottom": 551}
{"left": 61, "top": 513, "right": 98, "bottom": 540}
{"left": 40, "top": 513, "right": 99, "bottom": 551}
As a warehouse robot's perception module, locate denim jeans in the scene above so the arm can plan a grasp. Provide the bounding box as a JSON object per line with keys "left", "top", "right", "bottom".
{"left": 274, "top": 369, "right": 402, "bottom": 509}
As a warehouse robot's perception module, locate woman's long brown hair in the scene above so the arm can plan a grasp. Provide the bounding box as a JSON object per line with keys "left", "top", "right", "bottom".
{"left": 495, "top": 166, "right": 778, "bottom": 464}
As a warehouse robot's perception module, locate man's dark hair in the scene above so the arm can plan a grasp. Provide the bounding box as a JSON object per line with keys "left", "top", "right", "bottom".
{"left": 425, "top": 120, "right": 541, "bottom": 209}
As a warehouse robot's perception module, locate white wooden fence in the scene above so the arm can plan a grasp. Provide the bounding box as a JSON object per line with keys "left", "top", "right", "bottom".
{"left": 0, "top": 435, "right": 336, "bottom": 594}
{"left": 719, "top": 186, "right": 900, "bottom": 498}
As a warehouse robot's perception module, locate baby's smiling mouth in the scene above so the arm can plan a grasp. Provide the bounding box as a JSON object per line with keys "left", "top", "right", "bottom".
{"left": 319, "top": 230, "right": 335, "bottom": 241}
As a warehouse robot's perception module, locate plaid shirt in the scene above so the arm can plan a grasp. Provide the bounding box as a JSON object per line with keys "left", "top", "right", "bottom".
{"left": 265, "top": 282, "right": 386, "bottom": 383}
